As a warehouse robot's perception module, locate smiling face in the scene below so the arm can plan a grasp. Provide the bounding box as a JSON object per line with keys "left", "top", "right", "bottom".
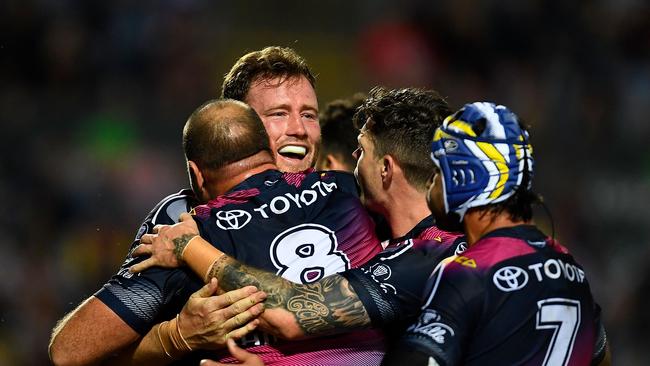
{"left": 245, "top": 75, "right": 320, "bottom": 173}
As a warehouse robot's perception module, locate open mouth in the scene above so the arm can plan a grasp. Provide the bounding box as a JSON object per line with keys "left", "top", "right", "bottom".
{"left": 278, "top": 145, "right": 307, "bottom": 160}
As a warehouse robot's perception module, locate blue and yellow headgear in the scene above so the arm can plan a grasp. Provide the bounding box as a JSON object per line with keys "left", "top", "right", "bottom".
{"left": 430, "top": 102, "right": 533, "bottom": 221}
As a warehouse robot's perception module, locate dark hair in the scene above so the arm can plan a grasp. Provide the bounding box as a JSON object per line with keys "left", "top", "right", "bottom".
{"left": 221, "top": 46, "right": 316, "bottom": 101}
{"left": 319, "top": 93, "right": 366, "bottom": 168}
{"left": 354, "top": 87, "right": 452, "bottom": 190}
{"left": 183, "top": 99, "right": 271, "bottom": 171}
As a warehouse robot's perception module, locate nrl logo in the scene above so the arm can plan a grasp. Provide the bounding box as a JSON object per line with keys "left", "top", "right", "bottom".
{"left": 215, "top": 210, "right": 252, "bottom": 230}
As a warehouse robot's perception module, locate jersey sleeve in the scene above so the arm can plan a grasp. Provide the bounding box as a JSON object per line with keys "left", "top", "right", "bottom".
{"left": 592, "top": 302, "right": 608, "bottom": 365}
{"left": 393, "top": 260, "right": 482, "bottom": 366}
{"left": 339, "top": 240, "right": 457, "bottom": 330}
{"left": 94, "top": 190, "right": 201, "bottom": 335}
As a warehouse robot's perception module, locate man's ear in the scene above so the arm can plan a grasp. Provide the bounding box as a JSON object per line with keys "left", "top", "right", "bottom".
{"left": 324, "top": 153, "right": 353, "bottom": 172}
{"left": 381, "top": 155, "right": 394, "bottom": 187}
{"left": 187, "top": 160, "right": 206, "bottom": 198}
{"left": 316, "top": 154, "right": 334, "bottom": 171}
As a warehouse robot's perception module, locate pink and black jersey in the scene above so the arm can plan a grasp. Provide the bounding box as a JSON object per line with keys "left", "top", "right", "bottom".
{"left": 193, "top": 169, "right": 381, "bottom": 282}
{"left": 96, "top": 170, "right": 384, "bottom": 365}
{"left": 341, "top": 230, "right": 464, "bottom": 341}
{"left": 384, "top": 225, "right": 605, "bottom": 366}
{"left": 192, "top": 169, "right": 386, "bottom": 365}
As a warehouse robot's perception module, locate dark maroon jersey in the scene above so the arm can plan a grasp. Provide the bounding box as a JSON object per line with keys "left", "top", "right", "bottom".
{"left": 392, "top": 225, "right": 602, "bottom": 366}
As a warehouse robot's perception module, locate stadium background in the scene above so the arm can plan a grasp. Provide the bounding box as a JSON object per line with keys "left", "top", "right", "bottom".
{"left": 1, "top": 1, "right": 648, "bottom": 364}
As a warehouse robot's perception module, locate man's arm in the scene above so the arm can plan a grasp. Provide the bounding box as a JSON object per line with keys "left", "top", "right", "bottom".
{"left": 132, "top": 213, "right": 373, "bottom": 340}
{"left": 110, "top": 279, "right": 266, "bottom": 365}
{"left": 49, "top": 297, "right": 140, "bottom": 366}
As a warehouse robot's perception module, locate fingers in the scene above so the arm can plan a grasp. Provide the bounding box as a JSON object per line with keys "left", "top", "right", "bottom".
{"left": 199, "top": 359, "right": 223, "bottom": 366}
{"left": 139, "top": 233, "right": 154, "bottom": 244}
{"left": 192, "top": 278, "right": 219, "bottom": 299}
{"left": 220, "top": 292, "right": 266, "bottom": 322}
{"left": 198, "top": 340, "right": 264, "bottom": 366}
{"left": 211, "top": 286, "right": 262, "bottom": 310}
{"left": 225, "top": 338, "right": 264, "bottom": 364}
{"left": 222, "top": 302, "right": 265, "bottom": 332}
{"left": 131, "top": 243, "right": 152, "bottom": 257}
{"left": 179, "top": 212, "right": 193, "bottom": 222}
{"left": 129, "top": 257, "right": 157, "bottom": 273}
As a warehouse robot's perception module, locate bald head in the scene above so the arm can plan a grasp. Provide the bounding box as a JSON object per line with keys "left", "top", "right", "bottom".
{"left": 183, "top": 99, "right": 271, "bottom": 172}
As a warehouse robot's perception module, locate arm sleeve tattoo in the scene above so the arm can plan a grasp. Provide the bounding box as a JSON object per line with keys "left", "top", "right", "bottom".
{"left": 207, "top": 258, "right": 372, "bottom": 336}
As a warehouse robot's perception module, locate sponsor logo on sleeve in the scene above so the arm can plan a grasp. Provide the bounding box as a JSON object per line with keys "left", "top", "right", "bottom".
{"left": 215, "top": 210, "right": 252, "bottom": 230}
{"left": 493, "top": 266, "right": 529, "bottom": 292}
{"left": 135, "top": 223, "right": 148, "bottom": 240}
{"left": 361, "top": 263, "right": 396, "bottom": 294}
{"left": 407, "top": 309, "right": 455, "bottom": 344}
{"left": 454, "top": 255, "right": 476, "bottom": 268}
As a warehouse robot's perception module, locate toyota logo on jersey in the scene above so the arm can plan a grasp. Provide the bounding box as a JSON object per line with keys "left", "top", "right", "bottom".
{"left": 493, "top": 266, "right": 529, "bottom": 292}
{"left": 215, "top": 210, "right": 252, "bottom": 230}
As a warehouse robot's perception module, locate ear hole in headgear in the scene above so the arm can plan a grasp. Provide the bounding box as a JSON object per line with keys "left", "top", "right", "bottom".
{"left": 472, "top": 118, "right": 487, "bottom": 136}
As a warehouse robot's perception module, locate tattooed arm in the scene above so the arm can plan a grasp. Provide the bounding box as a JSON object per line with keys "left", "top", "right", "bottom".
{"left": 132, "top": 213, "right": 372, "bottom": 340}
{"left": 211, "top": 254, "right": 370, "bottom": 339}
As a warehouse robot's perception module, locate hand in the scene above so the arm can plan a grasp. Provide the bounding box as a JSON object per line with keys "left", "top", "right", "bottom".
{"left": 130, "top": 212, "right": 199, "bottom": 272}
{"left": 178, "top": 278, "right": 267, "bottom": 350}
{"left": 199, "top": 339, "right": 265, "bottom": 366}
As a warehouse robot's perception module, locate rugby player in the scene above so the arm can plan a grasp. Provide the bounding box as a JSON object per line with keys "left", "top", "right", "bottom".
{"left": 129, "top": 88, "right": 466, "bottom": 354}
{"left": 382, "top": 102, "right": 610, "bottom": 365}
{"left": 352, "top": 87, "right": 463, "bottom": 244}
{"left": 48, "top": 46, "right": 355, "bottom": 365}
{"left": 133, "top": 101, "right": 609, "bottom": 366}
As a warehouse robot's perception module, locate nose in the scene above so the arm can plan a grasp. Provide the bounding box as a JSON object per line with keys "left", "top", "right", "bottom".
{"left": 286, "top": 113, "right": 307, "bottom": 137}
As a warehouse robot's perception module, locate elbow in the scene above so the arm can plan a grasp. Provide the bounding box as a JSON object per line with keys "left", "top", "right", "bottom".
{"left": 49, "top": 339, "right": 91, "bottom": 366}
{"left": 48, "top": 345, "right": 70, "bottom": 366}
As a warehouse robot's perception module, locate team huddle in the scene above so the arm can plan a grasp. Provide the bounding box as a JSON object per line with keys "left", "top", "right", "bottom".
{"left": 49, "top": 47, "right": 610, "bottom": 365}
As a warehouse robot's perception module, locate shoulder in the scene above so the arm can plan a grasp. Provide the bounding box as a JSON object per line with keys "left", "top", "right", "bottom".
{"left": 460, "top": 234, "right": 535, "bottom": 271}
{"left": 307, "top": 170, "right": 359, "bottom": 195}
{"left": 148, "top": 189, "right": 197, "bottom": 225}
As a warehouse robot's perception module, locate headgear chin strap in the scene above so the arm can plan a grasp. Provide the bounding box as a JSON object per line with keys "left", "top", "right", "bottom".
{"left": 430, "top": 102, "right": 533, "bottom": 221}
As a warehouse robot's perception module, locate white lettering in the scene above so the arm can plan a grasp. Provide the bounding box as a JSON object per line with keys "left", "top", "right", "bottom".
{"left": 254, "top": 204, "right": 270, "bottom": 218}
{"left": 323, "top": 181, "right": 337, "bottom": 193}
{"left": 284, "top": 193, "right": 302, "bottom": 208}
{"left": 577, "top": 268, "right": 585, "bottom": 283}
{"left": 527, "top": 259, "right": 586, "bottom": 284}
{"left": 528, "top": 263, "right": 544, "bottom": 281}
{"left": 565, "top": 261, "right": 575, "bottom": 281}
{"left": 544, "top": 259, "right": 562, "bottom": 279}
{"left": 311, "top": 181, "right": 326, "bottom": 195}
{"left": 252, "top": 180, "right": 340, "bottom": 220}
{"left": 270, "top": 196, "right": 290, "bottom": 214}
{"left": 300, "top": 189, "right": 318, "bottom": 206}
{"left": 557, "top": 259, "right": 569, "bottom": 278}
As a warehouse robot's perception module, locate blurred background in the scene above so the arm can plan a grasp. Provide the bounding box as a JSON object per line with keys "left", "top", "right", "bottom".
{"left": 1, "top": 0, "right": 649, "bottom": 364}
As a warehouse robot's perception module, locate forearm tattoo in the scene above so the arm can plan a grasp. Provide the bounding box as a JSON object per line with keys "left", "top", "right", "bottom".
{"left": 207, "top": 259, "right": 371, "bottom": 335}
{"left": 172, "top": 234, "right": 197, "bottom": 260}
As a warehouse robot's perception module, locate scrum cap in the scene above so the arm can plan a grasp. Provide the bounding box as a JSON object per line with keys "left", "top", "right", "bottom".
{"left": 430, "top": 102, "right": 533, "bottom": 220}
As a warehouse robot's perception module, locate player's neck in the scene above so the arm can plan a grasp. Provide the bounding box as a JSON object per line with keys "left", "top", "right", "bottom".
{"left": 383, "top": 183, "right": 432, "bottom": 239}
{"left": 464, "top": 209, "right": 530, "bottom": 245}
{"left": 211, "top": 152, "right": 277, "bottom": 196}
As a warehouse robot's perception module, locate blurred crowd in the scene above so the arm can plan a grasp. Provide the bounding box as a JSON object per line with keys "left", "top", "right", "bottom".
{"left": 1, "top": 0, "right": 649, "bottom": 364}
